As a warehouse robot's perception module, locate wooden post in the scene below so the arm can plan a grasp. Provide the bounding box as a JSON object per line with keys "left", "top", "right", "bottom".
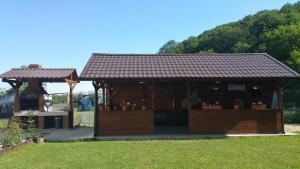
{"left": 14, "top": 82, "right": 21, "bottom": 112}
{"left": 186, "top": 81, "right": 191, "bottom": 111}
{"left": 103, "top": 82, "right": 108, "bottom": 110}
{"left": 278, "top": 82, "right": 284, "bottom": 133}
{"left": 12, "top": 80, "right": 22, "bottom": 113}
{"left": 67, "top": 81, "right": 77, "bottom": 128}
{"left": 92, "top": 80, "right": 101, "bottom": 137}
{"left": 151, "top": 81, "right": 155, "bottom": 111}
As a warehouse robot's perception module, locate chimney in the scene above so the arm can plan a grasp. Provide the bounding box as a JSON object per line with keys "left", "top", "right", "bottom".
{"left": 28, "top": 64, "right": 42, "bottom": 69}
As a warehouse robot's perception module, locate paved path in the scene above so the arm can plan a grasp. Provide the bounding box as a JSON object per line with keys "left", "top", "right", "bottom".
{"left": 43, "top": 126, "right": 93, "bottom": 141}
{"left": 42, "top": 126, "right": 298, "bottom": 142}
{"left": 285, "top": 124, "right": 300, "bottom": 133}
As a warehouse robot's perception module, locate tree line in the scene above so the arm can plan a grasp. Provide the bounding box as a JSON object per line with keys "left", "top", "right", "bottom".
{"left": 158, "top": 2, "right": 300, "bottom": 108}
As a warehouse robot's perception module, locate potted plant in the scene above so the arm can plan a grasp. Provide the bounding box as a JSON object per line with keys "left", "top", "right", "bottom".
{"left": 120, "top": 101, "right": 127, "bottom": 111}
{"left": 141, "top": 99, "right": 147, "bottom": 111}
{"left": 98, "top": 103, "right": 104, "bottom": 112}
{"left": 113, "top": 105, "right": 118, "bottom": 111}
{"left": 105, "top": 105, "right": 111, "bottom": 111}
{"left": 131, "top": 103, "right": 137, "bottom": 111}
{"left": 234, "top": 98, "right": 241, "bottom": 110}
{"left": 33, "top": 132, "right": 44, "bottom": 144}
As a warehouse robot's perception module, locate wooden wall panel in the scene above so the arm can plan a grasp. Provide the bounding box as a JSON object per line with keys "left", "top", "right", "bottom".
{"left": 97, "top": 110, "right": 154, "bottom": 136}
{"left": 189, "top": 109, "right": 283, "bottom": 134}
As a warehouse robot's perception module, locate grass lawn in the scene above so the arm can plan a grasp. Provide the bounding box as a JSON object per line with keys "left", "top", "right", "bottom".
{"left": 0, "top": 118, "right": 8, "bottom": 129}
{"left": 73, "top": 111, "right": 94, "bottom": 126}
{"left": 0, "top": 136, "right": 300, "bottom": 169}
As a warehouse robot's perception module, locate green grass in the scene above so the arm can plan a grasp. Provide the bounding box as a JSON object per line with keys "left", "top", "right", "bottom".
{"left": 1, "top": 136, "right": 300, "bottom": 169}
{"left": 0, "top": 118, "right": 8, "bottom": 129}
{"left": 73, "top": 111, "right": 94, "bottom": 126}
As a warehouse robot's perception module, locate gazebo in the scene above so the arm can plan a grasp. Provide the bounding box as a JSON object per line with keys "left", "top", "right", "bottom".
{"left": 0, "top": 64, "right": 78, "bottom": 129}
{"left": 80, "top": 53, "right": 299, "bottom": 136}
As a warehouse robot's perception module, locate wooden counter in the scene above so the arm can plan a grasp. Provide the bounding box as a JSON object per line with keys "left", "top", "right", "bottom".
{"left": 96, "top": 110, "right": 154, "bottom": 136}
{"left": 189, "top": 109, "right": 283, "bottom": 134}
{"left": 14, "top": 111, "right": 69, "bottom": 129}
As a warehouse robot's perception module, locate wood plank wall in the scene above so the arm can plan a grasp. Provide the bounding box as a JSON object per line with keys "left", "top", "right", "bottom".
{"left": 189, "top": 109, "right": 283, "bottom": 134}
{"left": 97, "top": 110, "right": 154, "bottom": 135}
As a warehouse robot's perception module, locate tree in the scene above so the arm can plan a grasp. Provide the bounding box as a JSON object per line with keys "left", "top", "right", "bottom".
{"left": 158, "top": 40, "right": 178, "bottom": 54}
{"left": 0, "top": 88, "right": 6, "bottom": 96}
{"left": 158, "top": 1, "right": 300, "bottom": 110}
{"left": 233, "top": 42, "right": 251, "bottom": 53}
{"left": 264, "top": 23, "right": 300, "bottom": 63}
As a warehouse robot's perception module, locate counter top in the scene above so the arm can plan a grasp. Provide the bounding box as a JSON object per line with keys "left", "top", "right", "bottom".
{"left": 14, "top": 111, "right": 68, "bottom": 117}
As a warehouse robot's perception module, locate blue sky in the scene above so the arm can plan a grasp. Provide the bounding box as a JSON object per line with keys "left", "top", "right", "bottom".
{"left": 0, "top": 0, "right": 299, "bottom": 93}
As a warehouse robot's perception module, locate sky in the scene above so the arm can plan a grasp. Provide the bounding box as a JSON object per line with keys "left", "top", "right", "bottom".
{"left": 0, "top": 0, "right": 299, "bottom": 93}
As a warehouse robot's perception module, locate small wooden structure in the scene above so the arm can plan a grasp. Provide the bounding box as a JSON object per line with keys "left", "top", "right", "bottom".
{"left": 79, "top": 53, "right": 299, "bottom": 136}
{"left": 0, "top": 64, "right": 78, "bottom": 129}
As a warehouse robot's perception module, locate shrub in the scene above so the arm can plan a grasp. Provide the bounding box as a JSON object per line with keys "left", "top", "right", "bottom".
{"left": 284, "top": 109, "right": 300, "bottom": 123}
{"left": 0, "top": 132, "right": 10, "bottom": 148}
{"left": 24, "top": 112, "right": 40, "bottom": 140}
{"left": 6, "top": 119, "right": 21, "bottom": 148}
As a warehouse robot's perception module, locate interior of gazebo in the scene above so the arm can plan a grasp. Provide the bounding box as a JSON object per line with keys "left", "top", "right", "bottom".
{"left": 93, "top": 79, "right": 284, "bottom": 135}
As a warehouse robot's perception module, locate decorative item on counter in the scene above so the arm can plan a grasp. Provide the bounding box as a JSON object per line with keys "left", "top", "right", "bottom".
{"left": 141, "top": 98, "right": 147, "bottom": 111}
{"left": 105, "top": 105, "right": 111, "bottom": 111}
{"left": 202, "top": 101, "right": 223, "bottom": 110}
{"left": 131, "top": 103, "right": 137, "bottom": 111}
{"left": 113, "top": 105, "right": 118, "bottom": 111}
{"left": 234, "top": 98, "right": 241, "bottom": 110}
{"left": 98, "top": 103, "right": 104, "bottom": 112}
{"left": 271, "top": 91, "right": 279, "bottom": 110}
{"left": 120, "top": 101, "right": 127, "bottom": 111}
{"left": 251, "top": 101, "right": 267, "bottom": 110}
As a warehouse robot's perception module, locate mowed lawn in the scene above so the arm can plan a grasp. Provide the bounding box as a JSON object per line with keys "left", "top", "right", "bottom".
{"left": 0, "top": 118, "right": 8, "bottom": 129}
{"left": 0, "top": 136, "right": 300, "bottom": 169}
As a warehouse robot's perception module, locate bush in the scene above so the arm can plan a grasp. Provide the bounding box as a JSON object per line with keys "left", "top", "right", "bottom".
{"left": 284, "top": 109, "right": 300, "bottom": 123}
{"left": 1, "top": 119, "right": 22, "bottom": 148}
{"left": 24, "top": 112, "right": 41, "bottom": 140}
{"left": 0, "top": 132, "right": 10, "bottom": 148}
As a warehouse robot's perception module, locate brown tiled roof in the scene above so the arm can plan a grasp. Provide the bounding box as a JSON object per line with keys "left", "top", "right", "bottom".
{"left": 79, "top": 53, "right": 299, "bottom": 80}
{"left": 0, "top": 68, "right": 78, "bottom": 81}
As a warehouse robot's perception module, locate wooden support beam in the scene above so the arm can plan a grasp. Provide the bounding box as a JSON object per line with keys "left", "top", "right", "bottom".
{"left": 151, "top": 81, "right": 155, "bottom": 111}
{"left": 103, "top": 82, "right": 108, "bottom": 110}
{"left": 66, "top": 80, "right": 77, "bottom": 128}
{"left": 92, "top": 80, "right": 101, "bottom": 137}
{"left": 2, "top": 79, "right": 20, "bottom": 89}
{"left": 186, "top": 81, "right": 191, "bottom": 111}
{"left": 278, "top": 81, "right": 284, "bottom": 133}
{"left": 12, "top": 80, "right": 23, "bottom": 112}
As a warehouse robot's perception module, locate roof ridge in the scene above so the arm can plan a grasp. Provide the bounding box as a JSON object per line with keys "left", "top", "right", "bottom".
{"left": 11, "top": 68, "right": 75, "bottom": 70}
{"left": 92, "top": 52, "right": 267, "bottom": 56}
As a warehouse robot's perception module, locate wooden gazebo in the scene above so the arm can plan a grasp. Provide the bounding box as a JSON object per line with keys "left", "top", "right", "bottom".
{"left": 0, "top": 64, "right": 78, "bottom": 129}
{"left": 80, "top": 53, "right": 299, "bottom": 136}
